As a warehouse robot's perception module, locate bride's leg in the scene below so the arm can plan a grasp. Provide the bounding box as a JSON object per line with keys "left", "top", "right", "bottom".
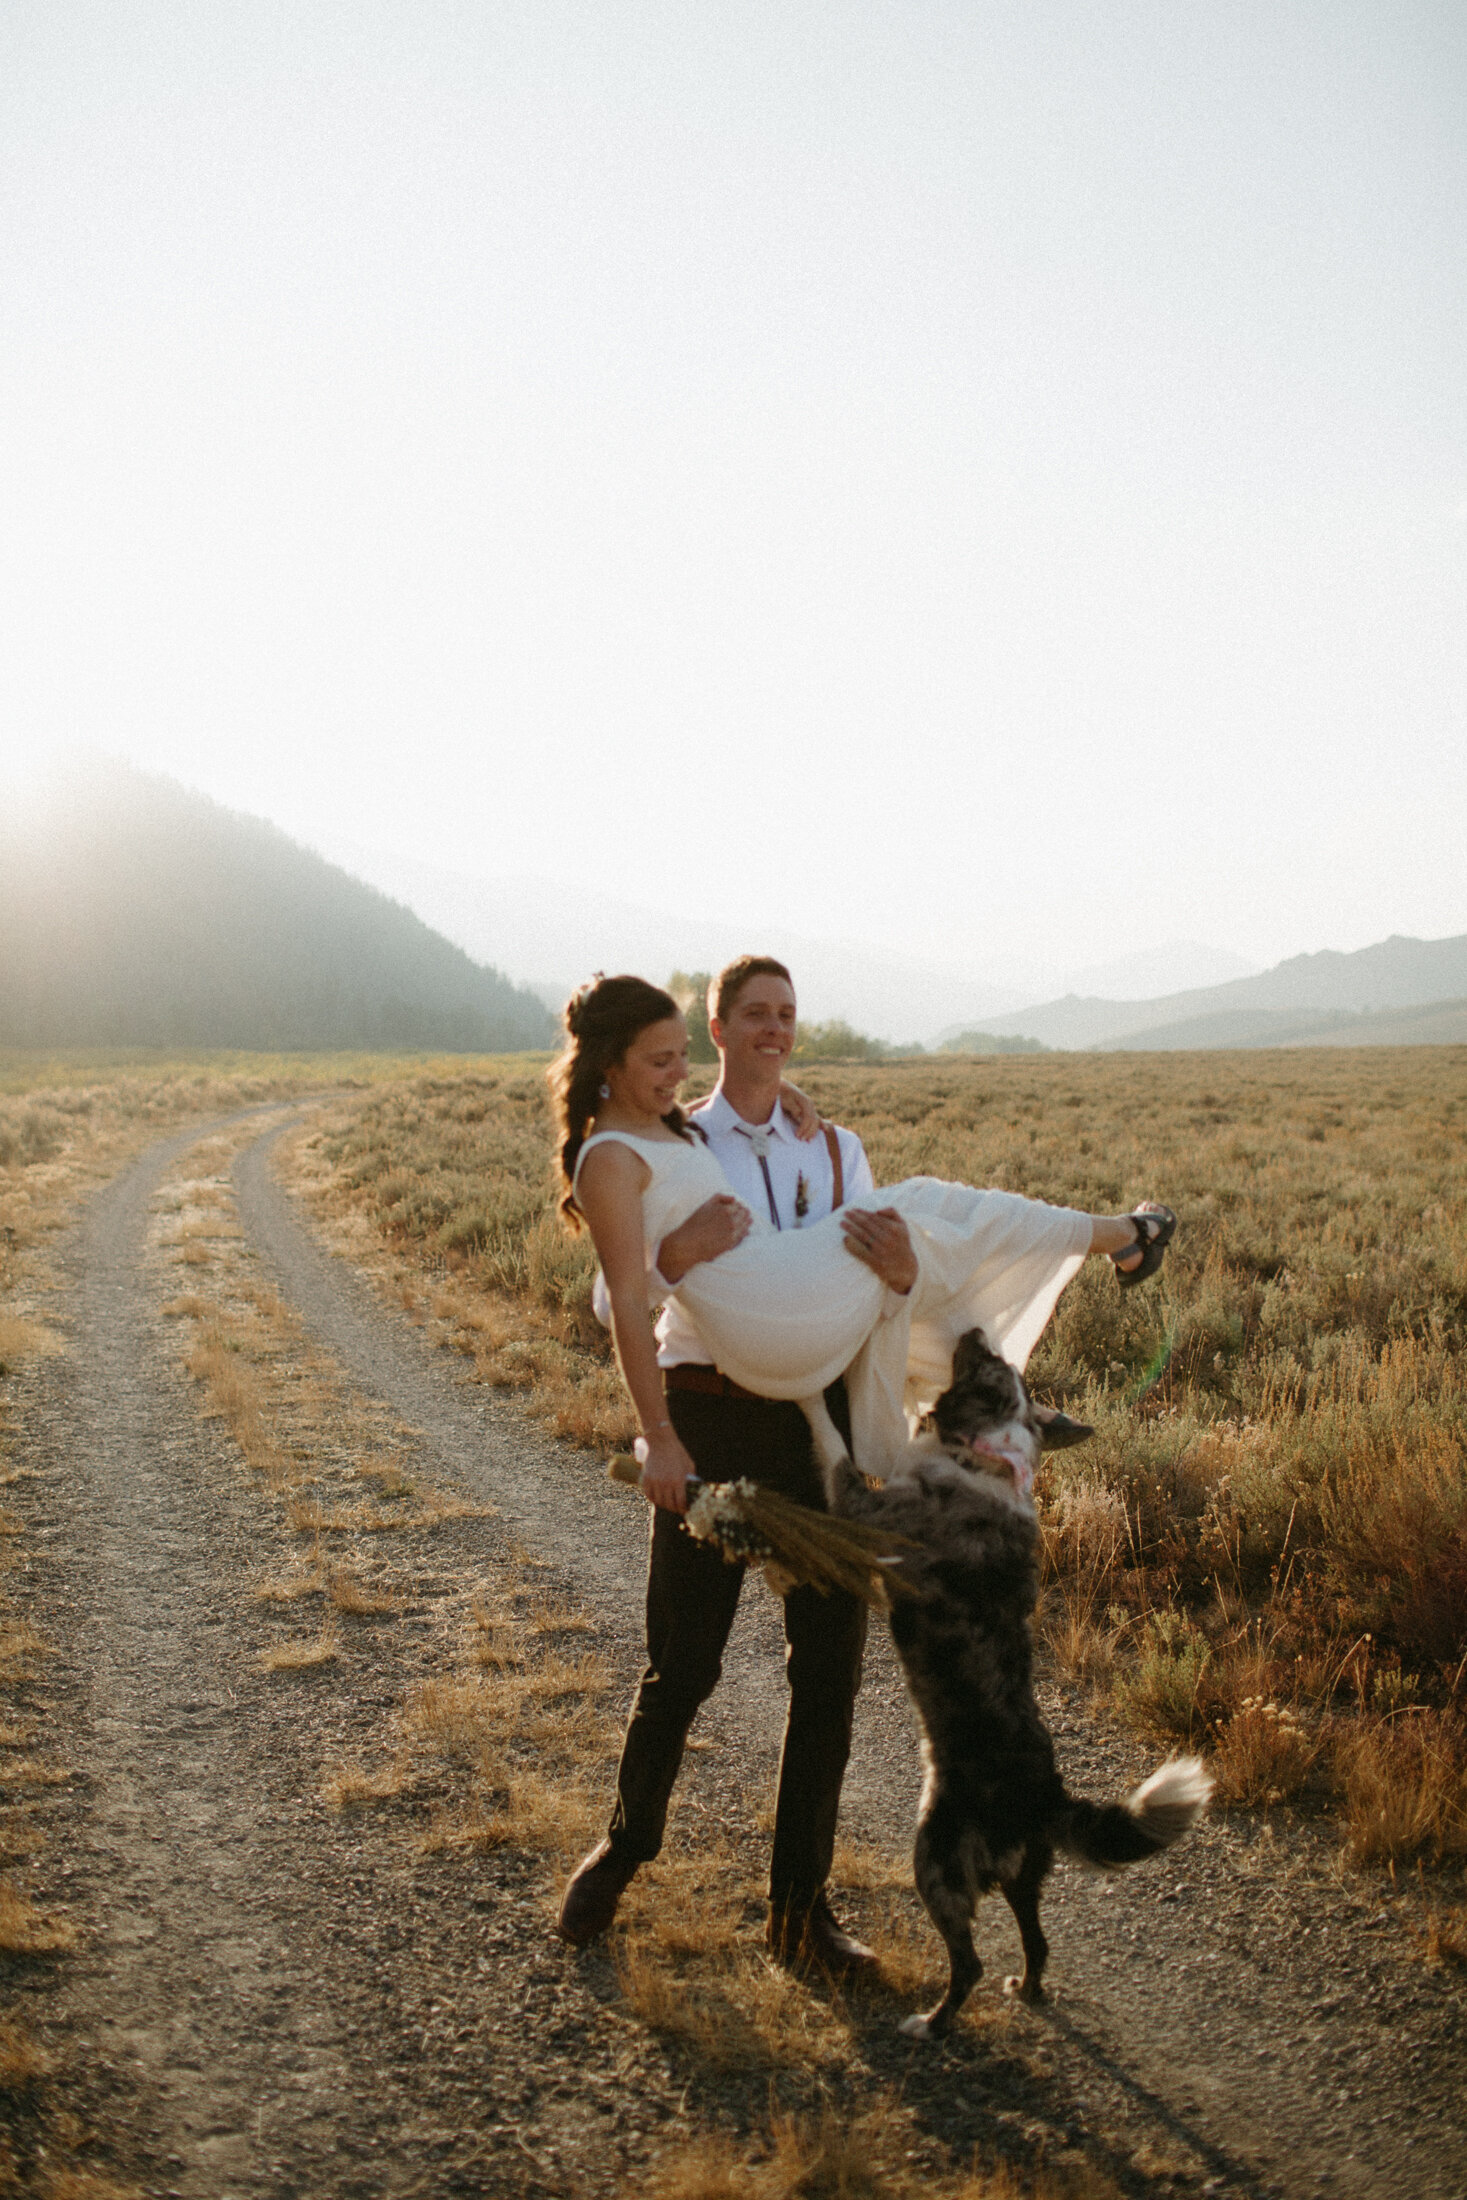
{"left": 798, "top": 1394, "right": 872, "bottom": 1515}
{"left": 799, "top": 1394, "right": 848, "bottom": 1477}
{"left": 1087, "top": 1201, "right": 1175, "bottom": 1276}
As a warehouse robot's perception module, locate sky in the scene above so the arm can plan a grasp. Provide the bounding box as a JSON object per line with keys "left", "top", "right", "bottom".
{"left": 3, "top": 1, "right": 1464, "bottom": 991}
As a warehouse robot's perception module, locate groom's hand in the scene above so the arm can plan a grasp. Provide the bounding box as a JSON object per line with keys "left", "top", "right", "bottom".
{"left": 841, "top": 1207, "right": 918, "bottom": 1295}
{"left": 656, "top": 1195, "right": 753, "bottom": 1284}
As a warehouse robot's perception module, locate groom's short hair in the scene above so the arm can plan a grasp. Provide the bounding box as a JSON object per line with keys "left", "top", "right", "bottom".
{"left": 710, "top": 956, "right": 794, "bottom": 1025}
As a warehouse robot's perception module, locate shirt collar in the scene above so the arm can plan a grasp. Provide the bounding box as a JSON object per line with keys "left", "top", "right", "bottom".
{"left": 700, "top": 1086, "right": 792, "bottom": 1143}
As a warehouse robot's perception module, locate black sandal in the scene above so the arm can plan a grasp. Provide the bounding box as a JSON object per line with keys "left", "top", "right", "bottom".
{"left": 1114, "top": 1203, "right": 1177, "bottom": 1289}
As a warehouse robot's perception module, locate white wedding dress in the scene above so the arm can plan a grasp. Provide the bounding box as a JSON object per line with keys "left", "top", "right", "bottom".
{"left": 575, "top": 1131, "right": 1090, "bottom": 1477}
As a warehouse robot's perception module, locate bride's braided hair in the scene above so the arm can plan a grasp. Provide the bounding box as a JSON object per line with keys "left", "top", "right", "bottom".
{"left": 549, "top": 974, "right": 692, "bottom": 1223}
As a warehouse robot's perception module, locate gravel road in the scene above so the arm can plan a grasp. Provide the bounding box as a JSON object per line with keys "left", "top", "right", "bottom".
{"left": 3, "top": 1108, "right": 1464, "bottom": 2198}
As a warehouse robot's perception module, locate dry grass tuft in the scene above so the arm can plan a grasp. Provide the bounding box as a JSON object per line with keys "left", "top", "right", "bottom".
{"left": 0, "top": 1882, "right": 77, "bottom": 1955}
{"left": 0, "top": 1314, "right": 63, "bottom": 1364}
{"left": 0, "top": 2014, "right": 52, "bottom": 2088}
{"left": 254, "top": 1570, "right": 324, "bottom": 1604}
{"left": 160, "top": 1294, "right": 211, "bottom": 1320}
{"left": 0, "top": 1619, "right": 48, "bottom": 1679}
{"left": 184, "top": 1327, "right": 292, "bottom": 1486}
{"left": 522, "top": 1591, "right": 594, "bottom": 1636}
{"left": 613, "top": 1937, "right": 813, "bottom": 2072}
{"left": 1210, "top": 1695, "right": 1321, "bottom": 1807}
{"left": 259, "top": 1627, "right": 339, "bottom": 1673}
{"left": 1337, "top": 1711, "right": 1467, "bottom": 1864}
{"left": 37, "top": 2171, "right": 146, "bottom": 2200}
{"left": 324, "top": 1759, "right": 409, "bottom": 1810}
{"left": 1419, "top": 1901, "right": 1467, "bottom": 1969}
{"left": 0, "top": 1756, "right": 71, "bottom": 1789}
{"left": 642, "top": 2100, "right": 1117, "bottom": 2200}
{"left": 326, "top": 1568, "right": 399, "bottom": 1615}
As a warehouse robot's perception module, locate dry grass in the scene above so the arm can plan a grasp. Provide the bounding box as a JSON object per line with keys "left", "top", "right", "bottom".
{"left": 0, "top": 1621, "right": 47, "bottom": 1681}
{"left": 642, "top": 2101, "right": 1124, "bottom": 2200}
{"left": 0, "top": 1883, "right": 76, "bottom": 1955}
{"left": 0, "top": 2015, "right": 51, "bottom": 2088}
{"left": 1336, "top": 1712, "right": 1467, "bottom": 1865}
{"left": 254, "top": 1570, "right": 325, "bottom": 1604}
{"left": 259, "top": 1627, "right": 339, "bottom": 1673}
{"left": 0, "top": 1758, "right": 70, "bottom": 1790}
{"left": 1418, "top": 1900, "right": 1467, "bottom": 1969}
{"left": 326, "top": 1568, "right": 399, "bottom": 1616}
{"left": 0, "top": 1316, "right": 62, "bottom": 1369}
{"left": 35, "top": 2174, "right": 144, "bottom": 2200}
{"left": 323, "top": 1761, "right": 409, "bottom": 1810}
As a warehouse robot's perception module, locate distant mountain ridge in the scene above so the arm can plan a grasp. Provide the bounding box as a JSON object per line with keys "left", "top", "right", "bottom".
{"left": 310, "top": 836, "right": 1258, "bottom": 1042}
{"left": 0, "top": 765, "right": 555, "bottom": 1052}
{"left": 985, "top": 934, "right": 1467, "bottom": 1051}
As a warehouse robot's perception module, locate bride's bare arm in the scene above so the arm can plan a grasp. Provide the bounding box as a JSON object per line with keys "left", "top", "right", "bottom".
{"left": 575, "top": 1142, "right": 697, "bottom": 1514}
{"left": 777, "top": 1078, "right": 822, "bottom": 1141}
{"left": 655, "top": 1193, "right": 752, "bottom": 1284}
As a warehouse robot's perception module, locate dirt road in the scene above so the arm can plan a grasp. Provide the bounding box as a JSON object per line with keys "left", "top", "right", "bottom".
{"left": 2, "top": 1110, "right": 1464, "bottom": 2197}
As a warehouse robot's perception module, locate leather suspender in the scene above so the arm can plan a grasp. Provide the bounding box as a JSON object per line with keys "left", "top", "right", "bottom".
{"left": 822, "top": 1121, "right": 844, "bottom": 1209}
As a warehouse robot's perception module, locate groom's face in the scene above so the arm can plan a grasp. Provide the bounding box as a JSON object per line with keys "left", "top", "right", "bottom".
{"left": 712, "top": 975, "right": 798, "bottom": 1082}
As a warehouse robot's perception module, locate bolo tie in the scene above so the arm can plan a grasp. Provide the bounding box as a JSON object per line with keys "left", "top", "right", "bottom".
{"left": 735, "top": 1124, "right": 782, "bottom": 1230}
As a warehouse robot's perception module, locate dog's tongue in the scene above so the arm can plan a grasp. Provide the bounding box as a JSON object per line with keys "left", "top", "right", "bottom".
{"left": 968, "top": 1437, "right": 1034, "bottom": 1497}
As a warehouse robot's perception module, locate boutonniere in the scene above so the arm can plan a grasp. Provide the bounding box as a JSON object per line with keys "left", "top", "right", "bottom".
{"left": 794, "top": 1171, "right": 810, "bottom": 1224}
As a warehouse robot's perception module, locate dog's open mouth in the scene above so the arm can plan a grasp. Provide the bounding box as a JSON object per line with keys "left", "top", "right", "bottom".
{"left": 957, "top": 1435, "right": 1035, "bottom": 1497}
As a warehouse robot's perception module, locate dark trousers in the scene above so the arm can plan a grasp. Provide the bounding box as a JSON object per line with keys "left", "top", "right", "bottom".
{"left": 606, "top": 1381, "right": 866, "bottom": 1913}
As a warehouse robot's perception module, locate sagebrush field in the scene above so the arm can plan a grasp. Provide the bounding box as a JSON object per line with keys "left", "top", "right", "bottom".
{"left": 302, "top": 1044, "right": 1467, "bottom": 1868}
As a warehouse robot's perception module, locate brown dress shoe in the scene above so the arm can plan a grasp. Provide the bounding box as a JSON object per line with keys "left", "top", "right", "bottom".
{"left": 767, "top": 1894, "right": 877, "bottom": 1974}
{"left": 557, "top": 1839, "right": 639, "bottom": 1945}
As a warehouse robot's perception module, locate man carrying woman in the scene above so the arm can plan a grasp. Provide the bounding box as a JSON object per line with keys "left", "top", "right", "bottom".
{"left": 558, "top": 956, "right": 911, "bottom": 1969}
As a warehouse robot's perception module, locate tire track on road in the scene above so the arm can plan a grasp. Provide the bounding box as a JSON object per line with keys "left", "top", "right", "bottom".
{"left": 27, "top": 1107, "right": 373, "bottom": 2196}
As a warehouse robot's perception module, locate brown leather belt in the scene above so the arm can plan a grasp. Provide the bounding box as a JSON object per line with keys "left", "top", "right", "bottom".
{"left": 663, "top": 1363, "right": 768, "bottom": 1403}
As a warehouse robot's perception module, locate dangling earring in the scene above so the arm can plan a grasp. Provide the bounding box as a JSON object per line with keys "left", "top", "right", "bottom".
{"left": 599, "top": 1081, "right": 611, "bottom": 1099}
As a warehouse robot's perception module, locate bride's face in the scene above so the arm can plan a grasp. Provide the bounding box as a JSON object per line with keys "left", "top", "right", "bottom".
{"left": 605, "top": 1014, "right": 689, "bottom": 1119}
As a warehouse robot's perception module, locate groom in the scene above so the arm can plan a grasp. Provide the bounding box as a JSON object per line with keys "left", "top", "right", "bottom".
{"left": 557, "top": 955, "right": 919, "bottom": 1969}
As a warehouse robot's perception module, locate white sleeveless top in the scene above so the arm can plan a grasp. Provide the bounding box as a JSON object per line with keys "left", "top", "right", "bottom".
{"left": 573, "top": 1128, "right": 734, "bottom": 1256}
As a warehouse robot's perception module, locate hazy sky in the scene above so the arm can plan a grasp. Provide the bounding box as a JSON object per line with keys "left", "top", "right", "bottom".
{"left": 3, "top": 1, "right": 1464, "bottom": 982}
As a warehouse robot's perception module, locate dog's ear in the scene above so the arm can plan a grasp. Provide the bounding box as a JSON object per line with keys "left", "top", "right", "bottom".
{"left": 1039, "top": 1410, "right": 1095, "bottom": 1452}
{"left": 949, "top": 1327, "right": 1002, "bottom": 1386}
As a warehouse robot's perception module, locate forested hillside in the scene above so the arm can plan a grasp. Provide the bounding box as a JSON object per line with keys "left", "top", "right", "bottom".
{"left": 0, "top": 764, "right": 555, "bottom": 1052}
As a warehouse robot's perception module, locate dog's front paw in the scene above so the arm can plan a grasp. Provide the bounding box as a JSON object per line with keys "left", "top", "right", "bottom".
{"left": 1003, "top": 1972, "right": 1046, "bottom": 2005}
{"left": 897, "top": 2012, "right": 932, "bottom": 2040}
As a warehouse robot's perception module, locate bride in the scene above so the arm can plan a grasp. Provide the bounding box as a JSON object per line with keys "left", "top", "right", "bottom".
{"left": 554, "top": 974, "right": 1176, "bottom": 1508}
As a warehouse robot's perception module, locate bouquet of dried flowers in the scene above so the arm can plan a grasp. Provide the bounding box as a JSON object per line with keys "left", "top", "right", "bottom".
{"left": 607, "top": 1454, "right": 912, "bottom": 1609}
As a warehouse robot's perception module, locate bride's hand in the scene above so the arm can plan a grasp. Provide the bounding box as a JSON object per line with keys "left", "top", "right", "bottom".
{"left": 655, "top": 1195, "right": 752, "bottom": 1284}
{"left": 638, "top": 1427, "right": 697, "bottom": 1513}
{"left": 777, "top": 1079, "right": 822, "bottom": 1142}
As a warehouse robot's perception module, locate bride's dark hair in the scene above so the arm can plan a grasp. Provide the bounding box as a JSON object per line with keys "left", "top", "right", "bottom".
{"left": 549, "top": 974, "right": 692, "bottom": 1223}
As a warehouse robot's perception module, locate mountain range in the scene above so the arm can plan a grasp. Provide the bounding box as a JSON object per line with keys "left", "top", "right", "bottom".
{"left": 0, "top": 764, "right": 555, "bottom": 1053}
{"left": 4, "top": 763, "right": 1462, "bottom": 1057}
{"left": 307, "top": 836, "right": 1258, "bottom": 1043}
{"left": 977, "top": 933, "right": 1467, "bottom": 1051}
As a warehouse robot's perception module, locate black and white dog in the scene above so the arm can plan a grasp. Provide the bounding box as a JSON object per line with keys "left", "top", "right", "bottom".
{"left": 802, "top": 1331, "right": 1211, "bottom": 2040}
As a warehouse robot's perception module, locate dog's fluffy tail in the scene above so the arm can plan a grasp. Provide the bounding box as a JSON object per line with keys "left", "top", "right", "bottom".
{"left": 1056, "top": 1756, "right": 1213, "bottom": 1868}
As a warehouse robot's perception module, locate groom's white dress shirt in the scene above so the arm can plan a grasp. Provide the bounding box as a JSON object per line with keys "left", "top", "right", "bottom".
{"left": 654, "top": 1087, "right": 874, "bottom": 1370}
